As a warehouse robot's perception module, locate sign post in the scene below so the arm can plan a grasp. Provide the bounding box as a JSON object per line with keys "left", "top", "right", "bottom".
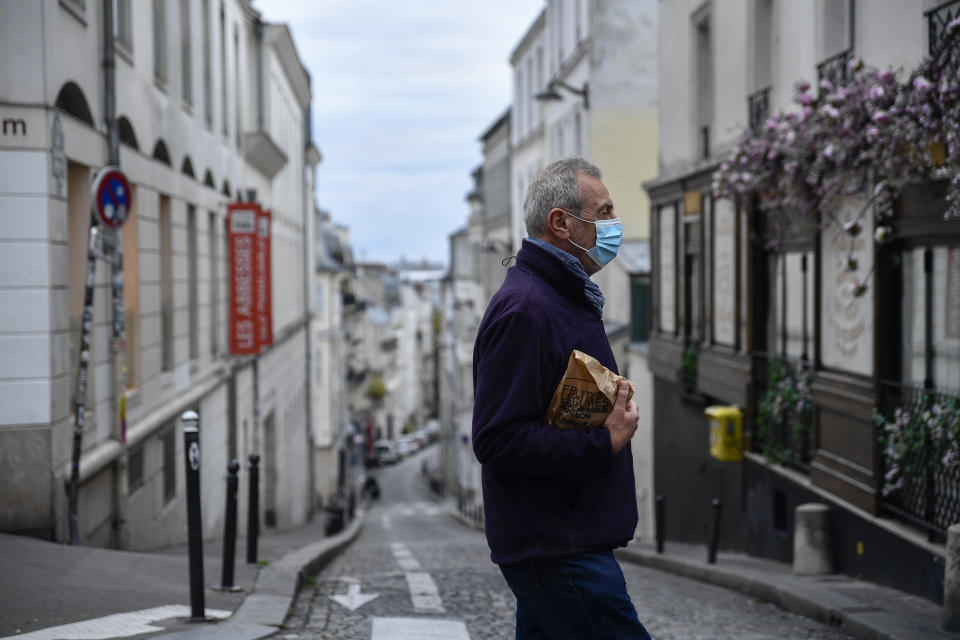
{"left": 68, "top": 165, "right": 132, "bottom": 545}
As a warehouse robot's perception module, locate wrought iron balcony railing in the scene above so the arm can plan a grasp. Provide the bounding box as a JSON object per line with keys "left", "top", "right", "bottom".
{"left": 816, "top": 48, "right": 853, "bottom": 89}
{"left": 925, "top": 0, "right": 960, "bottom": 55}
{"left": 877, "top": 379, "right": 960, "bottom": 543}
{"left": 748, "top": 86, "right": 771, "bottom": 132}
{"left": 750, "top": 352, "right": 814, "bottom": 472}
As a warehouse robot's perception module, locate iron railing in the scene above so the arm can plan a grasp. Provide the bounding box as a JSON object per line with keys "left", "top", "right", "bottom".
{"left": 751, "top": 352, "right": 814, "bottom": 472}
{"left": 748, "top": 86, "right": 771, "bottom": 132}
{"left": 926, "top": 0, "right": 960, "bottom": 55}
{"left": 816, "top": 48, "right": 853, "bottom": 89}
{"left": 877, "top": 380, "right": 960, "bottom": 542}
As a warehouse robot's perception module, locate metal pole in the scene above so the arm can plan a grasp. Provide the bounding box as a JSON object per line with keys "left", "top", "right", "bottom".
{"left": 68, "top": 222, "right": 100, "bottom": 545}
{"left": 182, "top": 411, "right": 206, "bottom": 621}
{"left": 708, "top": 498, "right": 723, "bottom": 564}
{"left": 216, "top": 459, "right": 242, "bottom": 592}
{"left": 246, "top": 453, "right": 260, "bottom": 564}
{"left": 655, "top": 494, "right": 665, "bottom": 554}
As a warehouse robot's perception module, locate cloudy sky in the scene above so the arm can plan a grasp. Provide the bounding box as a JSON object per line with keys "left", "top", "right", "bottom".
{"left": 253, "top": 1, "right": 545, "bottom": 266}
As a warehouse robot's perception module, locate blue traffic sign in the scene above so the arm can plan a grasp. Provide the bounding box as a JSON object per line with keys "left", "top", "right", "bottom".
{"left": 91, "top": 166, "right": 132, "bottom": 227}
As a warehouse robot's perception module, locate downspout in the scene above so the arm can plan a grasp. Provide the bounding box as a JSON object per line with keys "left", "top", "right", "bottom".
{"left": 104, "top": 0, "right": 129, "bottom": 550}
{"left": 256, "top": 18, "right": 265, "bottom": 131}
{"left": 303, "top": 98, "right": 316, "bottom": 520}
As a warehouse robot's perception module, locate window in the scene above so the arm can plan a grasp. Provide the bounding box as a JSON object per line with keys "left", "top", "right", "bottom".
{"left": 575, "top": 0, "right": 583, "bottom": 43}
{"left": 526, "top": 57, "right": 534, "bottom": 133}
{"left": 821, "top": 0, "right": 853, "bottom": 60}
{"left": 128, "top": 445, "right": 144, "bottom": 494}
{"left": 753, "top": 0, "right": 773, "bottom": 92}
{"left": 631, "top": 277, "right": 651, "bottom": 343}
{"left": 162, "top": 425, "right": 176, "bottom": 503}
{"left": 187, "top": 205, "right": 198, "bottom": 359}
{"left": 180, "top": 0, "right": 192, "bottom": 106}
{"left": 574, "top": 110, "right": 582, "bottom": 156}
{"left": 209, "top": 211, "right": 219, "bottom": 355}
{"left": 160, "top": 195, "right": 173, "bottom": 371}
{"left": 153, "top": 0, "right": 167, "bottom": 83}
{"left": 234, "top": 25, "right": 241, "bottom": 149}
{"left": 220, "top": 3, "right": 227, "bottom": 136}
{"left": 514, "top": 69, "right": 524, "bottom": 140}
{"left": 694, "top": 6, "right": 713, "bottom": 159}
{"left": 203, "top": 0, "right": 212, "bottom": 125}
{"left": 113, "top": 0, "right": 132, "bottom": 49}
{"left": 556, "top": 0, "right": 565, "bottom": 67}
{"left": 123, "top": 185, "right": 140, "bottom": 389}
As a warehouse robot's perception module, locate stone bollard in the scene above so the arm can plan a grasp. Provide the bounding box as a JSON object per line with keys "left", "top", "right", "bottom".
{"left": 943, "top": 523, "right": 960, "bottom": 631}
{"left": 793, "top": 503, "right": 833, "bottom": 575}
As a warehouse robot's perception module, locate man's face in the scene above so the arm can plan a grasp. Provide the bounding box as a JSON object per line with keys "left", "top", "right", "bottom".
{"left": 568, "top": 173, "right": 616, "bottom": 275}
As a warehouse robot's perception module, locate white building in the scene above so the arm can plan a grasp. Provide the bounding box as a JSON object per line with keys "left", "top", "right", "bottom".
{"left": 0, "top": 0, "right": 320, "bottom": 548}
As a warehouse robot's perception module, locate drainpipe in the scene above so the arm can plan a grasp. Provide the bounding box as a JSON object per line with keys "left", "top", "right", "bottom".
{"left": 256, "top": 18, "right": 265, "bottom": 131}
{"left": 103, "top": 0, "right": 129, "bottom": 550}
{"left": 303, "top": 97, "right": 316, "bottom": 519}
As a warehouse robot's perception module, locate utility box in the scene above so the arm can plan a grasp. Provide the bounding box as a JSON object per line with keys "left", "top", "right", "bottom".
{"left": 706, "top": 405, "right": 743, "bottom": 461}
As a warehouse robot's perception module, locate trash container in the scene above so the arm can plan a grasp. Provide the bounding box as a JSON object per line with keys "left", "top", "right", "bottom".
{"left": 705, "top": 405, "right": 743, "bottom": 461}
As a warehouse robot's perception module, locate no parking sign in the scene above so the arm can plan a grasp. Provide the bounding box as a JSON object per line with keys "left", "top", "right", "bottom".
{"left": 91, "top": 166, "right": 132, "bottom": 227}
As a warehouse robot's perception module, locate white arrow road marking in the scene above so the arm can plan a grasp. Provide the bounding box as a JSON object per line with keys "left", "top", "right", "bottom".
{"left": 0, "top": 605, "right": 230, "bottom": 640}
{"left": 371, "top": 617, "right": 470, "bottom": 639}
{"left": 330, "top": 583, "right": 379, "bottom": 612}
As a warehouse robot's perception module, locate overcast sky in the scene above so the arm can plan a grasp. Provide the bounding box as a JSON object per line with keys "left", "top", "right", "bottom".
{"left": 253, "top": 1, "right": 545, "bottom": 267}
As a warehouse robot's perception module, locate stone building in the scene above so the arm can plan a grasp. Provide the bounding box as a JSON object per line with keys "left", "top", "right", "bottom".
{"left": 0, "top": 0, "right": 320, "bottom": 548}
{"left": 646, "top": 0, "right": 960, "bottom": 603}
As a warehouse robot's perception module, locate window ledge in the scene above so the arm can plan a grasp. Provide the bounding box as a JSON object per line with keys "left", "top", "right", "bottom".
{"left": 114, "top": 40, "right": 133, "bottom": 66}
{"left": 59, "top": 0, "right": 87, "bottom": 26}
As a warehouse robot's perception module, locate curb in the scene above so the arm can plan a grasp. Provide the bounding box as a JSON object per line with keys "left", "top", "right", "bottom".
{"left": 153, "top": 508, "right": 367, "bottom": 640}
{"left": 615, "top": 546, "right": 953, "bottom": 640}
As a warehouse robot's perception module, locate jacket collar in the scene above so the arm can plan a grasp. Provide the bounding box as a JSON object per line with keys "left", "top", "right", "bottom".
{"left": 516, "top": 238, "right": 603, "bottom": 316}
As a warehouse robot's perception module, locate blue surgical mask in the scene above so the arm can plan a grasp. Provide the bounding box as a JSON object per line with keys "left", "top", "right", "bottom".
{"left": 565, "top": 211, "right": 622, "bottom": 269}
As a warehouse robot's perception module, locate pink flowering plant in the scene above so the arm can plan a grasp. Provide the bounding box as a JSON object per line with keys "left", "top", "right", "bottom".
{"left": 875, "top": 395, "right": 960, "bottom": 497}
{"left": 713, "top": 20, "right": 960, "bottom": 296}
{"left": 756, "top": 356, "right": 813, "bottom": 465}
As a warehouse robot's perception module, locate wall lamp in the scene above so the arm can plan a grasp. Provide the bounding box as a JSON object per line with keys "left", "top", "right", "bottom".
{"left": 535, "top": 80, "right": 589, "bottom": 109}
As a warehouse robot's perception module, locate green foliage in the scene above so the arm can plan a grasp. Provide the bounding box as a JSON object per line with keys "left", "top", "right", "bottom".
{"left": 682, "top": 343, "right": 698, "bottom": 391}
{"left": 876, "top": 394, "right": 960, "bottom": 496}
{"left": 365, "top": 375, "right": 387, "bottom": 402}
{"left": 756, "top": 356, "right": 812, "bottom": 464}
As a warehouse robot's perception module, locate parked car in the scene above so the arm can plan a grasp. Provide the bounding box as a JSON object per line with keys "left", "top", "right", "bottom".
{"left": 395, "top": 436, "right": 418, "bottom": 458}
{"left": 373, "top": 440, "right": 398, "bottom": 465}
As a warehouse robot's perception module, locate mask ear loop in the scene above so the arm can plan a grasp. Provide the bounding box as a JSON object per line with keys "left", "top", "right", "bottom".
{"left": 501, "top": 255, "right": 517, "bottom": 267}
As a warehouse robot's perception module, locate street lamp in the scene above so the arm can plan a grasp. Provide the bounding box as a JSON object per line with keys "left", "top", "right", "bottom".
{"left": 535, "top": 79, "right": 589, "bottom": 109}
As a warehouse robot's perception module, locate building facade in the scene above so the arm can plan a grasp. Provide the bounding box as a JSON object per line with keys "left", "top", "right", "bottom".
{"left": 647, "top": 0, "right": 960, "bottom": 603}
{"left": 0, "top": 0, "right": 320, "bottom": 548}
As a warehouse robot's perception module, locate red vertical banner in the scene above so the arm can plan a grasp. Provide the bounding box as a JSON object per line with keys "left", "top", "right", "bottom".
{"left": 255, "top": 209, "right": 273, "bottom": 350}
{"left": 228, "top": 203, "right": 259, "bottom": 355}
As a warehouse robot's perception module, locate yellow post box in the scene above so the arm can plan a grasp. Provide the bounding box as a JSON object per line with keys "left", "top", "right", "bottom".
{"left": 706, "top": 405, "right": 743, "bottom": 462}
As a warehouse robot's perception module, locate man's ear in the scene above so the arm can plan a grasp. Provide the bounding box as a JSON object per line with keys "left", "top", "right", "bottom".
{"left": 545, "top": 208, "right": 570, "bottom": 239}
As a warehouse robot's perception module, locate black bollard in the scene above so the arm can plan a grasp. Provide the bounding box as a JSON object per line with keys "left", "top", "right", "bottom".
{"left": 182, "top": 411, "right": 206, "bottom": 621}
{"left": 708, "top": 498, "right": 722, "bottom": 564}
{"left": 246, "top": 453, "right": 260, "bottom": 564}
{"left": 216, "top": 459, "right": 242, "bottom": 592}
{"left": 655, "top": 494, "right": 665, "bottom": 554}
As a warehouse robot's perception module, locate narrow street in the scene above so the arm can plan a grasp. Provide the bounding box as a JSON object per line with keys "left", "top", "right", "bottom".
{"left": 278, "top": 445, "right": 853, "bottom": 640}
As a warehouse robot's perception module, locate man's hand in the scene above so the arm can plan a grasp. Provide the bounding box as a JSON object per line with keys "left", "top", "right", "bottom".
{"left": 605, "top": 381, "right": 639, "bottom": 455}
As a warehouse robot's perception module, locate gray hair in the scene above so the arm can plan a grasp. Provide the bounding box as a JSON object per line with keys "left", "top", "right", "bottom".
{"left": 523, "top": 157, "right": 602, "bottom": 238}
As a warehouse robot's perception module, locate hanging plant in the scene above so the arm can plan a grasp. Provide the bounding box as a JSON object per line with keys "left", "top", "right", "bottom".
{"left": 713, "top": 19, "right": 960, "bottom": 295}
{"left": 756, "top": 356, "right": 813, "bottom": 464}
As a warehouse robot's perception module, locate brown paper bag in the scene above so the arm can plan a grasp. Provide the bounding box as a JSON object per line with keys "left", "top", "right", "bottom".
{"left": 544, "top": 350, "right": 635, "bottom": 430}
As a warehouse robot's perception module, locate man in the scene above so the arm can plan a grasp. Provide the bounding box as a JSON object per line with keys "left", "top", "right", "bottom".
{"left": 472, "top": 157, "right": 651, "bottom": 639}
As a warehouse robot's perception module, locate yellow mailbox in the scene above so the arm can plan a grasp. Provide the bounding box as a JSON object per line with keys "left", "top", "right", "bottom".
{"left": 706, "top": 405, "right": 743, "bottom": 462}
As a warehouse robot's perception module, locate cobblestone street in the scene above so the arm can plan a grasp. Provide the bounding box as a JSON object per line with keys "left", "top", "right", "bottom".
{"left": 277, "top": 446, "right": 853, "bottom": 639}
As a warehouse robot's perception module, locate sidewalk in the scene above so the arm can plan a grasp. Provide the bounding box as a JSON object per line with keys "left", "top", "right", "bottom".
{"left": 0, "top": 508, "right": 365, "bottom": 640}
{"left": 616, "top": 540, "right": 956, "bottom": 640}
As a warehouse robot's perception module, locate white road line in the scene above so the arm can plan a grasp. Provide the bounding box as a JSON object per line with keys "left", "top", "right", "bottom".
{"left": 397, "top": 557, "right": 422, "bottom": 571}
{"left": 405, "top": 571, "right": 445, "bottom": 613}
{"left": 371, "top": 617, "right": 470, "bottom": 639}
{"left": 0, "top": 605, "right": 231, "bottom": 640}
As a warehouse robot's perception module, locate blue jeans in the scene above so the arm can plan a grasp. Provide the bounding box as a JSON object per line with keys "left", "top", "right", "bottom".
{"left": 499, "top": 551, "right": 653, "bottom": 640}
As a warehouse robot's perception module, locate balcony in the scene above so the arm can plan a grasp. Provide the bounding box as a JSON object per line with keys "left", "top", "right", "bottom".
{"left": 816, "top": 48, "right": 853, "bottom": 89}
{"left": 747, "top": 86, "right": 770, "bottom": 132}
{"left": 877, "top": 380, "right": 960, "bottom": 543}
{"left": 925, "top": 0, "right": 960, "bottom": 54}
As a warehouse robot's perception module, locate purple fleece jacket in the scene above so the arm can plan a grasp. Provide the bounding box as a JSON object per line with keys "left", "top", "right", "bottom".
{"left": 472, "top": 239, "right": 638, "bottom": 566}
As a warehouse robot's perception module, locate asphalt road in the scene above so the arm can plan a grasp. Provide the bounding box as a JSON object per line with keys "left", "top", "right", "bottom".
{"left": 278, "top": 444, "right": 854, "bottom": 640}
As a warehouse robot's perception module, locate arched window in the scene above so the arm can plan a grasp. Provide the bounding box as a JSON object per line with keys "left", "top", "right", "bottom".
{"left": 117, "top": 116, "right": 139, "bottom": 149}
{"left": 54, "top": 82, "right": 94, "bottom": 126}
{"left": 221, "top": 179, "right": 231, "bottom": 197}
{"left": 203, "top": 169, "right": 216, "bottom": 189}
{"left": 181, "top": 156, "right": 196, "bottom": 179}
{"left": 152, "top": 140, "right": 172, "bottom": 166}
